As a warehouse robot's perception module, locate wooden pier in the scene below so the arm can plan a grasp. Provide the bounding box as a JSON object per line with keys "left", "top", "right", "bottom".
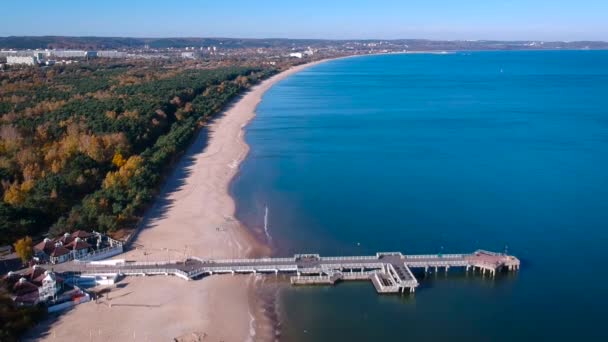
{"left": 65, "top": 249, "right": 520, "bottom": 294}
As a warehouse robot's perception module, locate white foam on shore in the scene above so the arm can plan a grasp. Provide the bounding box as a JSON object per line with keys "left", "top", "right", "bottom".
{"left": 264, "top": 205, "right": 272, "bottom": 242}
{"left": 228, "top": 159, "right": 239, "bottom": 169}
{"left": 245, "top": 276, "right": 261, "bottom": 342}
{"left": 246, "top": 310, "right": 256, "bottom": 342}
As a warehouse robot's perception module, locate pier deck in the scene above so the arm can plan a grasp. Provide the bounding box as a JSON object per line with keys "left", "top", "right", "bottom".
{"left": 63, "top": 250, "right": 519, "bottom": 294}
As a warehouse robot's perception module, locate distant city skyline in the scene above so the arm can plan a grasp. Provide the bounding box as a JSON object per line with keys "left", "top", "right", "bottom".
{"left": 1, "top": 0, "right": 607, "bottom": 41}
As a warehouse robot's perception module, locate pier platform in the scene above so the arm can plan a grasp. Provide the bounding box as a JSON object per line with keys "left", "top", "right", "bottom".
{"left": 61, "top": 250, "right": 519, "bottom": 294}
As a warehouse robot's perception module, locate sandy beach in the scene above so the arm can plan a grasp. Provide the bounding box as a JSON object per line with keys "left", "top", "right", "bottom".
{"left": 30, "top": 60, "right": 327, "bottom": 342}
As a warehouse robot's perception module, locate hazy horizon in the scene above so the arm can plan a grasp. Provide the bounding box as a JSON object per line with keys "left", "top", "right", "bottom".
{"left": 1, "top": 0, "right": 607, "bottom": 41}
{"left": 1, "top": 35, "right": 607, "bottom": 43}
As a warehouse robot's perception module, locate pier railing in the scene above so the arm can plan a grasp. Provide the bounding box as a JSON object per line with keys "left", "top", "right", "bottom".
{"left": 322, "top": 256, "right": 377, "bottom": 261}
{"left": 193, "top": 257, "right": 296, "bottom": 264}
{"left": 405, "top": 254, "right": 467, "bottom": 259}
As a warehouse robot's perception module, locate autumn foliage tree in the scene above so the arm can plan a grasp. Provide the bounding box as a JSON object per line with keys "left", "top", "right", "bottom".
{"left": 13, "top": 236, "right": 33, "bottom": 264}
{"left": 0, "top": 62, "right": 276, "bottom": 243}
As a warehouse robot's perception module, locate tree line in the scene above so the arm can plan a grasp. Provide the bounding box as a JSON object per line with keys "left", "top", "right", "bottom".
{"left": 0, "top": 61, "right": 276, "bottom": 246}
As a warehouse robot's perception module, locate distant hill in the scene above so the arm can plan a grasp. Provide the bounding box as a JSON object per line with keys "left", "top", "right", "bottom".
{"left": 0, "top": 36, "right": 607, "bottom": 50}
{"left": 0, "top": 36, "right": 331, "bottom": 50}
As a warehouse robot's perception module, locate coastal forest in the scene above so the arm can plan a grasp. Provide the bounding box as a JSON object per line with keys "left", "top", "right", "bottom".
{"left": 0, "top": 61, "right": 276, "bottom": 246}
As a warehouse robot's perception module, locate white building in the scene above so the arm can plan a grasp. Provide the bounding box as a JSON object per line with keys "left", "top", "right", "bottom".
{"left": 289, "top": 52, "right": 303, "bottom": 58}
{"left": 97, "top": 50, "right": 127, "bottom": 58}
{"left": 181, "top": 51, "right": 196, "bottom": 59}
{"left": 38, "top": 271, "right": 61, "bottom": 302}
{"left": 50, "top": 50, "right": 97, "bottom": 59}
{"left": 6, "top": 56, "right": 38, "bottom": 65}
{"left": 52, "top": 50, "right": 85, "bottom": 58}
{"left": 0, "top": 50, "right": 29, "bottom": 57}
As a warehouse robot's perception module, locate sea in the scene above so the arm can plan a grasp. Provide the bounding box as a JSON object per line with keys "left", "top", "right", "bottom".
{"left": 232, "top": 51, "right": 608, "bottom": 341}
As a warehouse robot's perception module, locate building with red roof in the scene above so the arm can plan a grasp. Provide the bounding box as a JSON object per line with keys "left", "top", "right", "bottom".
{"left": 49, "top": 242, "right": 71, "bottom": 264}
{"left": 71, "top": 230, "right": 93, "bottom": 239}
{"left": 2, "top": 265, "right": 63, "bottom": 305}
{"left": 34, "top": 238, "right": 55, "bottom": 256}
{"left": 22, "top": 264, "right": 46, "bottom": 284}
{"left": 12, "top": 277, "right": 40, "bottom": 304}
{"left": 33, "top": 232, "right": 96, "bottom": 264}
{"left": 56, "top": 232, "right": 74, "bottom": 246}
{"left": 66, "top": 237, "right": 91, "bottom": 259}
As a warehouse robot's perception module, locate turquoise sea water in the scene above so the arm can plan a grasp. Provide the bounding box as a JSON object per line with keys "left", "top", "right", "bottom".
{"left": 232, "top": 51, "right": 608, "bottom": 341}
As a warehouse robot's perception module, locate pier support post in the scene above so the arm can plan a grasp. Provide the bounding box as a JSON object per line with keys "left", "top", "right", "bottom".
{"left": 445, "top": 266, "right": 450, "bottom": 274}
{"left": 425, "top": 266, "right": 428, "bottom": 274}
{"left": 435, "top": 266, "right": 438, "bottom": 274}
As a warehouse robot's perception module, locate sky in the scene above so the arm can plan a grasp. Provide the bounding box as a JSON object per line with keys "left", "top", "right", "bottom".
{"left": 1, "top": 0, "right": 607, "bottom": 41}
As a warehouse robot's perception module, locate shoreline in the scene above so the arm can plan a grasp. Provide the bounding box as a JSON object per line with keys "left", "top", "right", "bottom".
{"left": 33, "top": 58, "right": 331, "bottom": 342}
{"left": 227, "top": 58, "right": 335, "bottom": 245}
{"left": 226, "top": 59, "right": 334, "bottom": 341}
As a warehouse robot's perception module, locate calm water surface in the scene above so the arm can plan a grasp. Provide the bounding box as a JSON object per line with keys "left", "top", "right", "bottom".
{"left": 232, "top": 51, "right": 608, "bottom": 341}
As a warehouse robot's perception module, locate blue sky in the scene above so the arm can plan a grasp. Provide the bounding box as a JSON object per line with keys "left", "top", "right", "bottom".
{"left": 1, "top": 0, "right": 606, "bottom": 40}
